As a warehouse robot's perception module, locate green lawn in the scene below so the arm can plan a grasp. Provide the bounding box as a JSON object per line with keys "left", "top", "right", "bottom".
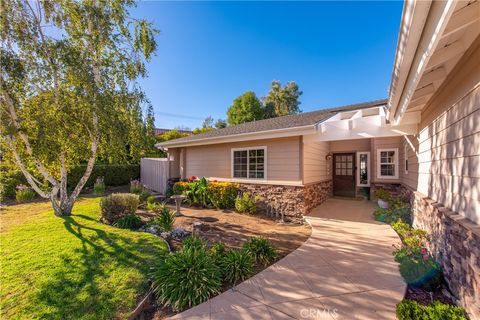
{"left": 0, "top": 197, "right": 168, "bottom": 320}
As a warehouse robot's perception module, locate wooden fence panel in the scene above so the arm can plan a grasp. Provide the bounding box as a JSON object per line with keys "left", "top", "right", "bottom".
{"left": 140, "top": 158, "right": 169, "bottom": 194}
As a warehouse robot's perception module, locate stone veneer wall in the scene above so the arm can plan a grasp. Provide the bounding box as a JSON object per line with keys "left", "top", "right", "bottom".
{"left": 239, "top": 180, "right": 332, "bottom": 222}
{"left": 304, "top": 180, "right": 333, "bottom": 213}
{"left": 412, "top": 191, "right": 480, "bottom": 319}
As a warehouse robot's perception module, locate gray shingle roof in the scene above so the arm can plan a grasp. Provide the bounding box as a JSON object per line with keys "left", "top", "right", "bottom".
{"left": 159, "top": 99, "right": 387, "bottom": 146}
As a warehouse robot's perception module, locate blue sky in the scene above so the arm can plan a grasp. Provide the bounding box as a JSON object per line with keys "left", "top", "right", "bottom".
{"left": 131, "top": 1, "right": 403, "bottom": 129}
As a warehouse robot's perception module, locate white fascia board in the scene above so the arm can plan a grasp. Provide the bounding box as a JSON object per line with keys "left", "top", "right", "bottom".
{"left": 156, "top": 125, "right": 316, "bottom": 149}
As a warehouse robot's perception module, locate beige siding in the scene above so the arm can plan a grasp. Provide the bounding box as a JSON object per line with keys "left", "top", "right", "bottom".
{"left": 330, "top": 139, "right": 371, "bottom": 153}
{"left": 402, "top": 39, "right": 480, "bottom": 224}
{"left": 184, "top": 137, "right": 302, "bottom": 184}
{"left": 303, "top": 139, "right": 331, "bottom": 184}
{"left": 372, "top": 136, "right": 403, "bottom": 183}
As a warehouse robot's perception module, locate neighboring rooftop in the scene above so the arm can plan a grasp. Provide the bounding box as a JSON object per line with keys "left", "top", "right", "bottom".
{"left": 157, "top": 99, "right": 387, "bottom": 147}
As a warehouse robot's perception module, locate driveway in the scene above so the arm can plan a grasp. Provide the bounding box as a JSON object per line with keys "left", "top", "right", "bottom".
{"left": 171, "top": 198, "right": 406, "bottom": 319}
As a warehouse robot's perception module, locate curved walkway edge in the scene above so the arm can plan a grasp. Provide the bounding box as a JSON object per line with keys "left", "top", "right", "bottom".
{"left": 171, "top": 198, "right": 406, "bottom": 320}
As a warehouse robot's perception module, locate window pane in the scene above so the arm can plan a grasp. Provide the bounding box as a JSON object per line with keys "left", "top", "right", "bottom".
{"left": 359, "top": 154, "right": 368, "bottom": 185}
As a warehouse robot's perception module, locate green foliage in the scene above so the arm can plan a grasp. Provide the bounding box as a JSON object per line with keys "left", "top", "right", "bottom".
{"left": 263, "top": 80, "right": 302, "bottom": 118}
{"left": 147, "top": 201, "right": 165, "bottom": 212}
{"left": 221, "top": 249, "right": 254, "bottom": 284}
{"left": 147, "top": 196, "right": 157, "bottom": 204}
{"left": 373, "top": 206, "right": 411, "bottom": 225}
{"left": 403, "top": 229, "right": 428, "bottom": 248}
{"left": 93, "top": 177, "right": 106, "bottom": 196}
{"left": 182, "top": 235, "right": 208, "bottom": 252}
{"left": 15, "top": 186, "right": 36, "bottom": 203}
{"left": 151, "top": 207, "right": 176, "bottom": 232}
{"left": 1, "top": 0, "right": 159, "bottom": 215}
{"left": 156, "top": 129, "right": 191, "bottom": 142}
{"left": 130, "top": 180, "right": 142, "bottom": 194}
{"left": 235, "top": 192, "right": 260, "bottom": 214}
{"left": 214, "top": 119, "right": 227, "bottom": 129}
{"left": 67, "top": 164, "right": 140, "bottom": 190}
{"left": 0, "top": 169, "right": 27, "bottom": 199}
{"left": 100, "top": 193, "right": 140, "bottom": 224}
{"left": 207, "top": 182, "right": 239, "bottom": 209}
{"left": 391, "top": 220, "right": 411, "bottom": 239}
{"left": 113, "top": 214, "right": 143, "bottom": 230}
{"left": 139, "top": 189, "right": 152, "bottom": 203}
{"left": 243, "top": 237, "right": 277, "bottom": 266}
{"left": 173, "top": 181, "right": 189, "bottom": 195}
{"left": 396, "top": 299, "right": 467, "bottom": 320}
{"left": 152, "top": 247, "right": 222, "bottom": 311}
{"left": 374, "top": 188, "right": 391, "bottom": 201}
{"left": 181, "top": 178, "right": 209, "bottom": 207}
{"left": 227, "top": 91, "right": 265, "bottom": 126}
{"left": 210, "top": 242, "right": 226, "bottom": 263}
{"left": 0, "top": 198, "right": 168, "bottom": 319}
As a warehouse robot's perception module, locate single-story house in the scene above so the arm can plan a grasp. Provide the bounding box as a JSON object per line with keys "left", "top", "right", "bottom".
{"left": 157, "top": 0, "right": 480, "bottom": 317}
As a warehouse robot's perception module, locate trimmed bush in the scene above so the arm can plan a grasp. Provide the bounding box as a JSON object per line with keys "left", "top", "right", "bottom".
{"left": 67, "top": 164, "right": 140, "bottom": 190}
{"left": 100, "top": 193, "right": 139, "bottom": 224}
{"left": 152, "top": 207, "right": 176, "bottom": 232}
{"left": 235, "top": 192, "right": 259, "bottom": 214}
{"left": 396, "top": 299, "right": 467, "bottom": 320}
{"left": 243, "top": 237, "right": 276, "bottom": 266}
{"left": 152, "top": 247, "right": 222, "bottom": 311}
{"left": 93, "top": 177, "right": 106, "bottom": 196}
{"left": 113, "top": 214, "right": 143, "bottom": 230}
{"left": 15, "top": 185, "right": 36, "bottom": 203}
{"left": 207, "top": 182, "right": 239, "bottom": 209}
{"left": 221, "top": 249, "right": 254, "bottom": 284}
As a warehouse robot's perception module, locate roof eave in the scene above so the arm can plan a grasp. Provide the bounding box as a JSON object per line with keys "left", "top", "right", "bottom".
{"left": 155, "top": 125, "right": 316, "bottom": 149}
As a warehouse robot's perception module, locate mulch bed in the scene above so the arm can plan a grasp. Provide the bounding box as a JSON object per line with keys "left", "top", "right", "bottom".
{"left": 134, "top": 204, "right": 312, "bottom": 319}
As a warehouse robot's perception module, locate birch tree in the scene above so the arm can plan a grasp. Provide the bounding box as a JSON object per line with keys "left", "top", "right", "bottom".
{"left": 0, "top": 0, "right": 158, "bottom": 216}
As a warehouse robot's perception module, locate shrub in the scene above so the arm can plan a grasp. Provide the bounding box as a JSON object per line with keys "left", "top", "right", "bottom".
{"left": 1, "top": 169, "right": 28, "bottom": 200}
{"left": 67, "top": 164, "right": 139, "bottom": 190}
{"left": 15, "top": 185, "right": 36, "bottom": 203}
{"left": 93, "top": 177, "right": 106, "bottom": 196}
{"left": 147, "top": 196, "right": 156, "bottom": 204}
{"left": 391, "top": 220, "right": 411, "bottom": 239}
{"left": 182, "top": 234, "right": 207, "bottom": 252}
{"left": 373, "top": 207, "right": 411, "bottom": 225}
{"left": 243, "top": 237, "right": 276, "bottom": 266}
{"left": 396, "top": 299, "right": 467, "bottom": 320}
{"left": 152, "top": 247, "right": 222, "bottom": 311}
{"left": 147, "top": 201, "right": 165, "bottom": 212}
{"left": 403, "top": 229, "right": 428, "bottom": 249}
{"left": 100, "top": 193, "right": 140, "bottom": 224}
{"left": 184, "top": 177, "right": 210, "bottom": 207}
{"left": 374, "top": 188, "right": 391, "bottom": 201}
{"left": 373, "top": 207, "right": 389, "bottom": 222}
{"left": 139, "top": 189, "right": 152, "bottom": 203}
{"left": 113, "top": 214, "right": 143, "bottom": 230}
{"left": 210, "top": 242, "right": 226, "bottom": 263}
{"left": 397, "top": 250, "right": 441, "bottom": 287}
{"left": 207, "top": 182, "right": 239, "bottom": 209}
{"left": 172, "top": 181, "right": 189, "bottom": 195}
{"left": 152, "top": 206, "right": 176, "bottom": 232}
{"left": 221, "top": 249, "right": 254, "bottom": 284}
{"left": 235, "top": 192, "right": 260, "bottom": 214}
{"left": 130, "top": 180, "right": 142, "bottom": 194}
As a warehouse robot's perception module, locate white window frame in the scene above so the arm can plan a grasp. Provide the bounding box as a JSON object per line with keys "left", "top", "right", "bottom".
{"left": 404, "top": 144, "right": 409, "bottom": 174}
{"left": 377, "top": 148, "right": 399, "bottom": 179}
{"left": 356, "top": 151, "right": 370, "bottom": 187}
{"left": 231, "top": 146, "right": 267, "bottom": 180}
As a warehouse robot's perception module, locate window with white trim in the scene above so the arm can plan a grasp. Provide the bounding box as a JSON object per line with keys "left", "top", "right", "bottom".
{"left": 232, "top": 147, "right": 266, "bottom": 179}
{"left": 377, "top": 148, "right": 398, "bottom": 179}
{"left": 356, "top": 152, "right": 370, "bottom": 187}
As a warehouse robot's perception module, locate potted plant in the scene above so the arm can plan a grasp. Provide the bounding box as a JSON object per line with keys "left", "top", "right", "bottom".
{"left": 374, "top": 188, "right": 390, "bottom": 209}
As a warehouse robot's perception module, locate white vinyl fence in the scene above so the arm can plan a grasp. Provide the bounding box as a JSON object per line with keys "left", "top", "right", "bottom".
{"left": 140, "top": 158, "right": 170, "bottom": 194}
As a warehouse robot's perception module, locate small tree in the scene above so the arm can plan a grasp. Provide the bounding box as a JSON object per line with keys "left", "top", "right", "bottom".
{"left": 263, "top": 80, "right": 302, "bottom": 118}
{"left": 214, "top": 119, "right": 227, "bottom": 129}
{"left": 0, "top": 0, "right": 158, "bottom": 216}
{"left": 227, "top": 91, "right": 264, "bottom": 126}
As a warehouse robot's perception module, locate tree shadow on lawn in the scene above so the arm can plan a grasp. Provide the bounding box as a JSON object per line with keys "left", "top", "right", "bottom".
{"left": 33, "top": 214, "right": 165, "bottom": 320}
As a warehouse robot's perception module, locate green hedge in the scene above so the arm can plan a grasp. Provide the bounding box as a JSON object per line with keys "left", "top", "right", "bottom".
{"left": 1, "top": 164, "right": 140, "bottom": 199}
{"left": 67, "top": 164, "right": 139, "bottom": 190}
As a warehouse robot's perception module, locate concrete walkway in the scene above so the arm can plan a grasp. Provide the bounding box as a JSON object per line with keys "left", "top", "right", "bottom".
{"left": 171, "top": 198, "right": 406, "bottom": 320}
